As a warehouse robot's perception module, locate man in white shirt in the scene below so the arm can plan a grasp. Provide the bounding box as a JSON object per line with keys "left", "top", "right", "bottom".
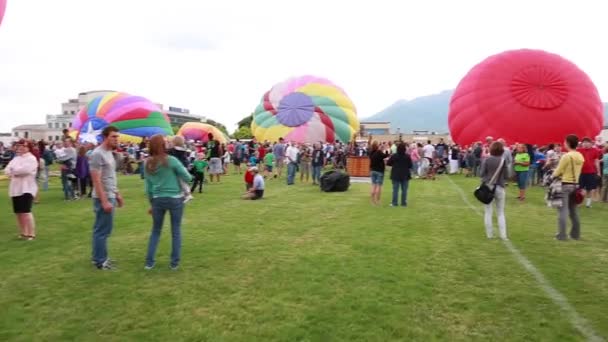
{"left": 422, "top": 140, "right": 435, "bottom": 159}
{"left": 285, "top": 142, "right": 300, "bottom": 185}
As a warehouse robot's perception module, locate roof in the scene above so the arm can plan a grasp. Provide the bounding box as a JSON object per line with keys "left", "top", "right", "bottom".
{"left": 78, "top": 90, "right": 117, "bottom": 95}
{"left": 12, "top": 124, "right": 47, "bottom": 131}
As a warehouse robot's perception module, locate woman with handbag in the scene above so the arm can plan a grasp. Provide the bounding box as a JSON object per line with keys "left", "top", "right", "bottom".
{"left": 479, "top": 142, "right": 509, "bottom": 240}
{"left": 552, "top": 135, "right": 584, "bottom": 240}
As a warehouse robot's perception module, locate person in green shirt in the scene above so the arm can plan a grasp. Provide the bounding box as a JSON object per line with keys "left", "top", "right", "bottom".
{"left": 263, "top": 149, "right": 275, "bottom": 179}
{"left": 513, "top": 143, "right": 531, "bottom": 200}
{"left": 191, "top": 153, "right": 208, "bottom": 193}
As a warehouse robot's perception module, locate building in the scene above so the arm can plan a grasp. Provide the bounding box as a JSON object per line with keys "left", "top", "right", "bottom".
{"left": 599, "top": 126, "right": 608, "bottom": 144}
{"left": 359, "top": 122, "right": 391, "bottom": 136}
{"left": 12, "top": 124, "right": 49, "bottom": 141}
{"left": 164, "top": 106, "right": 206, "bottom": 126}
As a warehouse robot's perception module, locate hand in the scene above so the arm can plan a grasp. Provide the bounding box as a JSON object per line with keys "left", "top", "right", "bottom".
{"left": 116, "top": 194, "right": 124, "bottom": 208}
{"left": 101, "top": 200, "right": 114, "bottom": 213}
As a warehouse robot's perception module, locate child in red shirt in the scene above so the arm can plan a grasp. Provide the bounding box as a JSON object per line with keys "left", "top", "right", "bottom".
{"left": 244, "top": 165, "right": 254, "bottom": 191}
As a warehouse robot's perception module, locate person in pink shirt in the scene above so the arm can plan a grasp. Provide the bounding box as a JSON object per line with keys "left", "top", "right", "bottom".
{"left": 409, "top": 143, "right": 420, "bottom": 177}
{"left": 4, "top": 139, "right": 39, "bottom": 240}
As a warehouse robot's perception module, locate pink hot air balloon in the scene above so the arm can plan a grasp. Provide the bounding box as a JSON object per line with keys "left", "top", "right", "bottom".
{"left": 0, "top": 0, "right": 7, "bottom": 27}
{"left": 449, "top": 49, "right": 604, "bottom": 146}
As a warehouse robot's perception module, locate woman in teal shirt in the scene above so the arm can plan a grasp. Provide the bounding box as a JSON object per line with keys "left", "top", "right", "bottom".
{"left": 144, "top": 135, "right": 192, "bottom": 270}
{"left": 513, "top": 144, "right": 531, "bottom": 201}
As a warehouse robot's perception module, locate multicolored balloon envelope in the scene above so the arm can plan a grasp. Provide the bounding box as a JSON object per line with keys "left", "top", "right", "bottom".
{"left": 251, "top": 75, "right": 359, "bottom": 143}
{"left": 449, "top": 49, "right": 604, "bottom": 146}
{"left": 177, "top": 122, "right": 228, "bottom": 144}
{"left": 72, "top": 92, "right": 172, "bottom": 144}
{"left": 0, "top": 0, "right": 7, "bottom": 27}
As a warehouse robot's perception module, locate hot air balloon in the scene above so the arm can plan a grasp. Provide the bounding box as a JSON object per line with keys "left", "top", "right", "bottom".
{"left": 251, "top": 75, "right": 359, "bottom": 143}
{"left": 449, "top": 49, "right": 604, "bottom": 146}
{"left": 72, "top": 92, "right": 172, "bottom": 144}
{"left": 177, "top": 122, "right": 228, "bottom": 144}
{"left": 0, "top": 0, "right": 7, "bottom": 27}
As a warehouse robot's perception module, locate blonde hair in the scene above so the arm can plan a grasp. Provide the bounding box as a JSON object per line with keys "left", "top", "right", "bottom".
{"left": 172, "top": 135, "right": 185, "bottom": 147}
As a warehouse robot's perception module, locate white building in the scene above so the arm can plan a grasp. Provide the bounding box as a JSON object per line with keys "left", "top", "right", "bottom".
{"left": 11, "top": 124, "right": 49, "bottom": 141}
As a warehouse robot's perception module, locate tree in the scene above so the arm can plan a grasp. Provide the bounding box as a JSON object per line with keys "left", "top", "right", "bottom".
{"left": 232, "top": 126, "right": 253, "bottom": 140}
{"left": 206, "top": 119, "right": 229, "bottom": 136}
{"left": 237, "top": 113, "right": 253, "bottom": 129}
{"left": 171, "top": 125, "right": 180, "bottom": 135}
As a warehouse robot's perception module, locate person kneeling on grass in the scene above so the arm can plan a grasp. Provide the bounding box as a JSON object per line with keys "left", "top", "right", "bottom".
{"left": 242, "top": 166, "right": 264, "bottom": 200}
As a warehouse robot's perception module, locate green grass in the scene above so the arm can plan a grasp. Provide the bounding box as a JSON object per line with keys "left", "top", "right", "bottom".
{"left": 0, "top": 172, "right": 606, "bottom": 341}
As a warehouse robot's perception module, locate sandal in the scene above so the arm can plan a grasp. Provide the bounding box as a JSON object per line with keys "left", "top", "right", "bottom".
{"left": 18, "top": 234, "right": 27, "bottom": 240}
{"left": 26, "top": 236, "right": 36, "bottom": 241}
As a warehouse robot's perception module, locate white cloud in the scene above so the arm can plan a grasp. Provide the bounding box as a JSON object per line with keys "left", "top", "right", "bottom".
{"left": 0, "top": 0, "right": 606, "bottom": 133}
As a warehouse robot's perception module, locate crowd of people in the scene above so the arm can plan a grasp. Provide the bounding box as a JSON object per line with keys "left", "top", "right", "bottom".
{"left": 2, "top": 127, "right": 607, "bottom": 269}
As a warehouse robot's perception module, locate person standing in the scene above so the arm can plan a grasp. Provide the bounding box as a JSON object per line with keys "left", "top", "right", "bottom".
{"left": 233, "top": 139, "right": 244, "bottom": 174}
{"left": 285, "top": 142, "right": 299, "bottom": 185}
{"left": 369, "top": 141, "right": 388, "bottom": 205}
{"left": 311, "top": 143, "right": 325, "bottom": 185}
{"left": 600, "top": 145, "right": 608, "bottom": 203}
{"left": 273, "top": 138, "right": 286, "bottom": 178}
{"left": 576, "top": 137, "right": 602, "bottom": 208}
{"left": 90, "top": 126, "right": 123, "bottom": 270}
{"left": 552, "top": 135, "right": 584, "bottom": 240}
{"left": 480, "top": 142, "right": 509, "bottom": 240}
{"left": 75, "top": 145, "right": 91, "bottom": 199}
{"left": 299, "top": 145, "right": 312, "bottom": 183}
{"left": 4, "top": 140, "right": 38, "bottom": 240}
{"left": 144, "top": 135, "right": 192, "bottom": 270}
{"left": 449, "top": 144, "right": 460, "bottom": 174}
{"left": 206, "top": 133, "right": 223, "bottom": 183}
{"left": 513, "top": 144, "right": 530, "bottom": 201}
{"left": 386, "top": 143, "right": 413, "bottom": 207}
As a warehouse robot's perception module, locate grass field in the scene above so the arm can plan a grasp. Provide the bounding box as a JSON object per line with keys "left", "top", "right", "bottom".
{"left": 0, "top": 171, "right": 606, "bottom": 341}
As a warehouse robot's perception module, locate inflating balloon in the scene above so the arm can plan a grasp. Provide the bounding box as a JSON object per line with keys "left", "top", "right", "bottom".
{"left": 251, "top": 75, "right": 359, "bottom": 143}
{"left": 177, "top": 122, "right": 228, "bottom": 144}
{"left": 0, "top": 0, "right": 6, "bottom": 27}
{"left": 449, "top": 49, "right": 604, "bottom": 146}
{"left": 72, "top": 92, "right": 172, "bottom": 144}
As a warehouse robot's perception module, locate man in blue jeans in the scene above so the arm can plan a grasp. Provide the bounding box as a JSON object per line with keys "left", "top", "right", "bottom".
{"left": 285, "top": 142, "right": 299, "bottom": 185}
{"left": 89, "top": 126, "right": 123, "bottom": 270}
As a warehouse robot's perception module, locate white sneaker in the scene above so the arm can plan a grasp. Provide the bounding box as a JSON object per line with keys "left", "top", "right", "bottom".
{"left": 183, "top": 195, "right": 194, "bottom": 204}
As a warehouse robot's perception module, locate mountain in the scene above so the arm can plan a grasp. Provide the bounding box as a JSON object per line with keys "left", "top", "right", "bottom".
{"left": 365, "top": 90, "right": 608, "bottom": 133}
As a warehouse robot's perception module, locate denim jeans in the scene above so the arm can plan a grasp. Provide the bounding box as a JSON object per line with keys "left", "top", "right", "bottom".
{"left": 516, "top": 171, "right": 529, "bottom": 190}
{"left": 146, "top": 197, "right": 184, "bottom": 268}
{"left": 42, "top": 167, "right": 49, "bottom": 191}
{"left": 312, "top": 165, "right": 322, "bottom": 184}
{"left": 287, "top": 162, "right": 297, "bottom": 185}
{"left": 484, "top": 186, "right": 507, "bottom": 239}
{"left": 92, "top": 198, "right": 116, "bottom": 266}
{"left": 61, "top": 169, "right": 74, "bottom": 200}
{"left": 391, "top": 180, "right": 409, "bottom": 206}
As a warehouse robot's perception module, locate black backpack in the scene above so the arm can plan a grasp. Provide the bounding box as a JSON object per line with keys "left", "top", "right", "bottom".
{"left": 320, "top": 171, "right": 350, "bottom": 192}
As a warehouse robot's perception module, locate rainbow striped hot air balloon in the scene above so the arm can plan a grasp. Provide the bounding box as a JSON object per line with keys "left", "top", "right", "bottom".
{"left": 251, "top": 76, "right": 359, "bottom": 143}
{"left": 72, "top": 92, "right": 172, "bottom": 144}
{"left": 177, "top": 122, "right": 228, "bottom": 144}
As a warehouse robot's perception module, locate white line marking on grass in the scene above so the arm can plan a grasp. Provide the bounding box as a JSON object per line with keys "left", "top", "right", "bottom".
{"left": 446, "top": 176, "right": 605, "bottom": 342}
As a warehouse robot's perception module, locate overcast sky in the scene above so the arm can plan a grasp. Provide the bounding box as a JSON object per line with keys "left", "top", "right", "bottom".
{"left": 0, "top": 0, "right": 606, "bottom": 132}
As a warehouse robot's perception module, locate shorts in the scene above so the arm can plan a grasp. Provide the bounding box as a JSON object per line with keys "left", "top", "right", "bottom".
{"left": 265, "top": 165, "right": 273, "bottom": 172}
{"left": 516, "top": 171, "right": 528, "bottom": 190}
{"left": 275, "top": 157, "right": 285, "bottom": 167}
{"left": 252, "top": 189, "right": 264, "bottom": 200}
{"left": 579, "top": 173, "right": 598, "bottom": 191}
{"left": 370, "top": 171, "right": 384, "bottom": 185}
{"left": 233, "top": 157, "right": 241, "bottom": 166}
{"left": 209, "top": 158, "right": 222, "bottom": 175}
{"left": 12, "top": 193, "right": 34, "bottom": 214}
